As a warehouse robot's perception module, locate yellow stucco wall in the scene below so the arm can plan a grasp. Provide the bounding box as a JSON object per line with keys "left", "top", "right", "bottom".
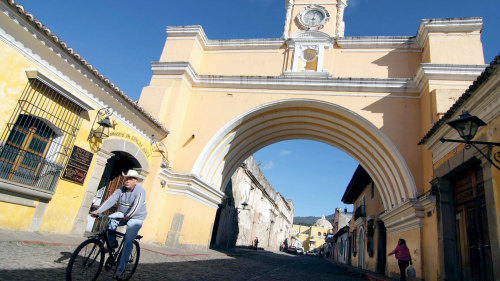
{"left": 348, "top": 182, "right": 385, "bottom": 271}
{"left": 426, "top": 33, "right": 484, "bottom": 64}
{"left": 0, "top": 201, "right": 36, "bottom": 230}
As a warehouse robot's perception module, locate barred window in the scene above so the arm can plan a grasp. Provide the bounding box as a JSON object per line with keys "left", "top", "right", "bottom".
{"left": 0, "top": 79, "right": 84, "bottom": 192}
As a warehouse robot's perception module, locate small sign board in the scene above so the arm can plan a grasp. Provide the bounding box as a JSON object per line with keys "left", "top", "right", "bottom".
{"left": 62, "top": 146, "right": 93, "bottom": 185}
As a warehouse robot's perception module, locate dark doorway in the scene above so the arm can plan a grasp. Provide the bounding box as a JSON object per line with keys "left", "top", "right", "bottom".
{"left": 89, "top": 151, "right": 141, "bottom": 231}
{"left": 210, "top": 206, "right": 223, "bottom": 245}
{"left": 453, "top": 166, "right": 493, "bottom": 281}
{"left": 99, "top": 151, "right": 141, "bottom": 208}
{"left": 376, "top": 220, "right": 387, "bottom": 274}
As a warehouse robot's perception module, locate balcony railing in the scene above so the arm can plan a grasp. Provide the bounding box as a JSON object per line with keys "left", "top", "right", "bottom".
{"left": 354, "top": 205, "right": 366, "bottom": 221}
{"left": 0, "top": 145, "right": 62, "bottom": 192}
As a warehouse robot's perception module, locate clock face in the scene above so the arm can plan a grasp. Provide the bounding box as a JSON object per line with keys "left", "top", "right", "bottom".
{"left": 303, "top": 10, "right": 325, "bottom": 27}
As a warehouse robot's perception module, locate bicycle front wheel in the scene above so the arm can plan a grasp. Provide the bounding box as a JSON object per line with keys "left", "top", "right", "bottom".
{"left": 66, "top": 238, "right": 105, "bottom": 281}
{"left": 116, "top": 240, "right": 141, "bottom": 281}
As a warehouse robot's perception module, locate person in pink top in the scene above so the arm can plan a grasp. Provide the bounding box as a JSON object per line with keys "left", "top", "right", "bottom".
{"left": 388, "top": 238, "right": 412, "bottom": 281}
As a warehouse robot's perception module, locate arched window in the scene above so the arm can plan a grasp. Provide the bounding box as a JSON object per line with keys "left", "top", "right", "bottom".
{"left": 0, "top": 115, "right": 56, "bottom": 185}
{"left": 0, "top": 79, "right": 84, "bottom": 191}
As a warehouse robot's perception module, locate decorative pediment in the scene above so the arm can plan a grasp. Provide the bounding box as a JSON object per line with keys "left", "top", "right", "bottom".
{"left": 290, "top": 30, "right": 332, "bottom": 42}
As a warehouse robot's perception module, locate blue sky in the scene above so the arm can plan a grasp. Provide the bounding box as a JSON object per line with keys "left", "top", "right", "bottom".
{"left": 16, "top": 0, "right": 499, "bottom": 217}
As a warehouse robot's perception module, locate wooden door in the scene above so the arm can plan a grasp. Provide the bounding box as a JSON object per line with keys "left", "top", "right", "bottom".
{"left": 454, "top": 167, "right": 494, "bottom": 281}
{"left": 100, "top": 175, "right": 126, "bottom": 214}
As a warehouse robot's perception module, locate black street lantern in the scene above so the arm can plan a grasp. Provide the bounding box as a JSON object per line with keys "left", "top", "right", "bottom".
{"left": 446, "top": 111, "right": 486, "bottom": 141}
{"left": 440, "top": 111, "right": 500, "bottom": 170}
{"left": 93, "top": 116, "right": 113, "bottom": 139}
{"left": 88, "top": 107, "right": 114, "bottom": 140}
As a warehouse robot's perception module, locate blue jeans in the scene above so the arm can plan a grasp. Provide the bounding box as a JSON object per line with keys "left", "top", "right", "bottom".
{"left": 108, "top": 212, "right": 143, "bottom": 275}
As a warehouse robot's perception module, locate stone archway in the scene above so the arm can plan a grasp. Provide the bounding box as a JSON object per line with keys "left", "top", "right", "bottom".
{"left": 192, "top": 99, "right": 417, "bottom": 211}
{"left": 71, "top": 139, "right": 150, "bottom": 234}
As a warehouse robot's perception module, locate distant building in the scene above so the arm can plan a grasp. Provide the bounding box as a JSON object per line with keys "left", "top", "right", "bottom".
{"left": 332, "top": 208, "right": 352, "bottom": 234}
{"left": 341, "top": 165, "right": 386, "bottom": 273}
{"left": 212, "top": 156, "right": 294, "bottom": 251}
{"left": 293, "top": 215, "right": 333, "bottom": 251}
{"left": 327, "top": 208, "right": 352, "bottom": 261}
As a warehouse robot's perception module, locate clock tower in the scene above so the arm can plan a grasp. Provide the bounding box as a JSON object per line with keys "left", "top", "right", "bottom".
{"left": 282, "top": 0, "right": 348, "bottom": 74}
{"left": 283, "top": 0, "right": 347, "bottom": 39}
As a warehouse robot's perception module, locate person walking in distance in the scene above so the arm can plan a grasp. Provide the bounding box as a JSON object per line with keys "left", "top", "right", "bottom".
{"left": 388, "top": 238, "right": 412, "bottom": 281}
{"left": 91, "top": 170, "right": 147, "bottom": 280}
{"left": 253, "top": 237, "right": 259, "bottom": 250}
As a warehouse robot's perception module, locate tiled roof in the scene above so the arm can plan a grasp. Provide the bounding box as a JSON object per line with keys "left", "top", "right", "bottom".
{"left": 3, "top": 0, "right": 169, "bottom": 135}
{"left": 418, "top": 53, "right": 500, "bottom": 145}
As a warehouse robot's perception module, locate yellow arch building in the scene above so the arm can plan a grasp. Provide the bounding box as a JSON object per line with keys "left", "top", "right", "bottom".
{"left": 0, "top": 1, "right": 497, "bottom": 280}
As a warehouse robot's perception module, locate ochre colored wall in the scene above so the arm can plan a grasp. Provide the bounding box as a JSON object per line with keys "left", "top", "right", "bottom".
{"left": 142, "top": 192, "right": 216, "bottom": 248}
{"left": 426, "top": 34, "right": 484, "bottom": 64}
{"left": 0, "top": 201, "right": 36, "bottom": 230}
{"left": 422, "top": 209, "right": 439, "bottom": 281}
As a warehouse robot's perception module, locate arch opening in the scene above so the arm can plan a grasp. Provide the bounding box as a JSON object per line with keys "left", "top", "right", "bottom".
{"left": 193, "top": 99, "right": 417, "bottom": 211}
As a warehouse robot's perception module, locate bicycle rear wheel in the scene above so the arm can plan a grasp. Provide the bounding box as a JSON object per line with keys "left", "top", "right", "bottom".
{"left": 116, "top": 240, "right": 140, "bottom": 280}
{"left": 66, "top": 238, "right": 105, "bottom": 281}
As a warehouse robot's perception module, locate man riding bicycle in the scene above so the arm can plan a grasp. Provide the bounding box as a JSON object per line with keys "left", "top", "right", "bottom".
{"left": 91, "top": 169, "right": 147, "bottom": 280}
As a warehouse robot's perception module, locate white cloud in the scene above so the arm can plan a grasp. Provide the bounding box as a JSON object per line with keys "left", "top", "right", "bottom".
{"left": 280, "top": 150, "right": 291, "bottom": 156}
{"left": 260, "top": 160, "right": 275, "bottom": 170}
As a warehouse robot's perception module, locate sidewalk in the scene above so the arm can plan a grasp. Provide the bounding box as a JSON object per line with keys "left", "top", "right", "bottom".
{"left": 0, "top": 227, "right": 224, "bottom": 258}
{"left": 329, "top": 260, "right": 398, "bottom": 281}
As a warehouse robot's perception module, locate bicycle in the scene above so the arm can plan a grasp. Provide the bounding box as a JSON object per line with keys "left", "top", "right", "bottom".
{"left": 66, "top": 215, "right": 141, "bottom": 281}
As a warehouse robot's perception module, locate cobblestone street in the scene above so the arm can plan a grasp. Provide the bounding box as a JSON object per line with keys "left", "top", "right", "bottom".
{"left": 0, "top": 240, "right": 368, "bottom": 281}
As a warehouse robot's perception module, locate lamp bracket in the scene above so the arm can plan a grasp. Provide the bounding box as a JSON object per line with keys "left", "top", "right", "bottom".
{"left": 440, "top": 138, "right": 500, "bottom": 170}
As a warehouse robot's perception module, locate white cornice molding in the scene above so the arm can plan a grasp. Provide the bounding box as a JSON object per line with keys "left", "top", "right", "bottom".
{"left": 152, "top": 61, "right": 487, "bottom": 95}
{"left": 166, "top": 25, "right": 284, "bottom": 50}
{"left": 416, "top": 17, "right": 483, "bottom": 47}
{"left": 166, "top": 18, "right": 482, "bottom": 51}
{"left": 414, "top": 63, "right": 487, "bottom": 92}
{"left": 288, "top": 30, "right": 334, "bottom": 45}
{"left": 379, "top": 195, "right": 435, "bottom": 234}
{"left": 25, "top": 69, "right": 93, "bottom": 111}
{"left": 152, "top": 61, "right": 417, "bottom": 94}
{"left": 159, "top": 168, "right": 224, "bottom": 210}
{"left": 337, "top": 37, "right": 419, "bottom": 49}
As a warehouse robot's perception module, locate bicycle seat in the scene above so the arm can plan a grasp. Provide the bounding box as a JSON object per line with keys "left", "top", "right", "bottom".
{"left": 136, "top": 235, "right": 143, "bottom": 239}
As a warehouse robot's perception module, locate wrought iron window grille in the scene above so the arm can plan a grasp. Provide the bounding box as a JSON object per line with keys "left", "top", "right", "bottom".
{"left": 0, "top": 79, "right": 84, "bottom": 192}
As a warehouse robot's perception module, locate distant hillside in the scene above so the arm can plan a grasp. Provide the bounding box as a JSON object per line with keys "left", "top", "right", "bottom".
{"left": 293, "top": 214, "right": 334, "bottom": 226}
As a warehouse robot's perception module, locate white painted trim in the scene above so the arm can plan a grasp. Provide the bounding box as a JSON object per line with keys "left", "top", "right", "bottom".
{"left": 191, "top": 99, "right": 418, "bottom": 210}
{"left": 151, "top": 62, "right": 417, "bottom": 93}
{"left": 0, "top": 192, "right": 36, "bottom": 207}
{"left": 151, "top": 61, "right": 486, "bottom": 96}
{"left": 0, "top": 178, "right": 54, "bottom": 200}
{"left": 379, "top": 196, "right": 435, "bottom": 233}
{"left": 159, "top": 168, "right": 224, "bottom": 210}
{"left": 165, "top": 18, "right": 482, "bottom": 51}
{"left": 166, "top": 26, "right": 284, "bottom": 50}
{"left": 415, "top": 63, "right": 487, "bottom": 92}
{"left": 340, "top": 49, "right": 421, "bottom": 53}
{"left": 152, "top": 77, "right": 422, "bottom": 98}
{"left": 25, "top": 69, "right": 93, "bottom": 110}
{"left": 416, "top": 17, "right": 483, "bottom": 47}
{"left": 294, "top": 2, "right": 338, "bottom": 5}
{"left": 337, "top": 37, "right": 419, "bottom": 49}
